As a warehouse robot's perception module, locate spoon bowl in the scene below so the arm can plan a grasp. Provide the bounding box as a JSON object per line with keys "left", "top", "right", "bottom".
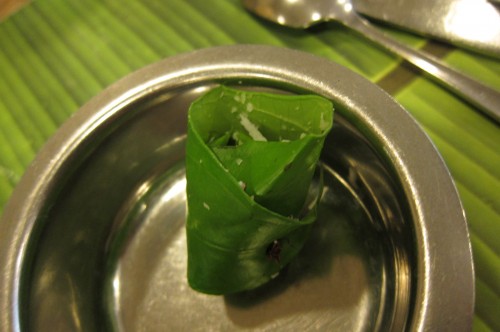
{"left": 242, "top": 0, "right": 355, "bottom": 28}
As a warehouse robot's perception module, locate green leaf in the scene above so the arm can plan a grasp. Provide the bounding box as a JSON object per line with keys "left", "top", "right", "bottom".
{"left": 185, "top": 86, "right": 333, "bottom": 294}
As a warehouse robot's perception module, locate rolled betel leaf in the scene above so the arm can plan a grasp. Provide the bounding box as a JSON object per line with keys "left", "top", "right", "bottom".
{"left": 185, "top": 86, "right": 333, "bottom": 294}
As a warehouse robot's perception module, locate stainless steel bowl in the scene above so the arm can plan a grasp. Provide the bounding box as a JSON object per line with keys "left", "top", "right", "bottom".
{"left": 0, "top": 45, "right": 474, "bottom": 331}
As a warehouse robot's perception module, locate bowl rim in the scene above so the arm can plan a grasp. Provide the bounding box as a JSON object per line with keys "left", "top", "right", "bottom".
{"left": 0, "top": 45, "right": 474, "bottom": 331}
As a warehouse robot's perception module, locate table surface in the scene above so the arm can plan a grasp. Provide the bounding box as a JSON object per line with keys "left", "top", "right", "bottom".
{"left": 0, "top": 0, "right": 28, "bottom": 20}
{"left": 0, "top": 1, "right": 498, "bottom": 331}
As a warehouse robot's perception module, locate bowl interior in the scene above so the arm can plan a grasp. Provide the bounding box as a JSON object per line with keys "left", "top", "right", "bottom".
{"left": 23, "top": 83, "right": 414, "bottom": 331}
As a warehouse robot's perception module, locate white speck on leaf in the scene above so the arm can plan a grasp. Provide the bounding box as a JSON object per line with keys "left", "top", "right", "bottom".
{"left": 203, "top": 202, "right": 210, "bottom": 210}
{"left": 234, "top": 93, "right": 246, "bottom": 104}
{"left": 319, "top": 113, "right": 329, "bottom": 131}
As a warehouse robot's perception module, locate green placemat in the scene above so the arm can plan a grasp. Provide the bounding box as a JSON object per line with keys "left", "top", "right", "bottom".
{"left": 1, "top": 0, "right": 499, "bottom": 330}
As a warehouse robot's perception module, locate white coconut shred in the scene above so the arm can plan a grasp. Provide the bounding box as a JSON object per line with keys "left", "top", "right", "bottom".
{"left": 239, "top": 113, "right": 267, "bottom": 142}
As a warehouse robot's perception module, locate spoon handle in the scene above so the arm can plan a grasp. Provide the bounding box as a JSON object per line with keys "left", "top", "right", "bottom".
{"left": 342, "top": 14, "right": 500, "bottom": 123}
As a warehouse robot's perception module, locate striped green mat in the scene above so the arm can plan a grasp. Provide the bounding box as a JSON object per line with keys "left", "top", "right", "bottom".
{"left": 0, "top": 0, "right": 499, "bottom": 330}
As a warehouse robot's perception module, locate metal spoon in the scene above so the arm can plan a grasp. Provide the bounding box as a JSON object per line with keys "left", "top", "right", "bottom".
{"left": 243, "top": 0, "right": 500, "bottom": 123}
